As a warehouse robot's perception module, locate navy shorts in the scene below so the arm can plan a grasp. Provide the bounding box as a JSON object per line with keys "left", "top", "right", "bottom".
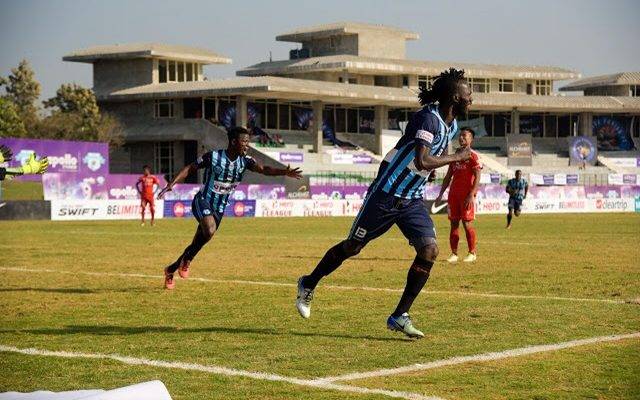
{"left": 191, "top": 194, "right": 223, "bottom": 227}
{"left": 508, "top": 198, "right": 523, "bottom": 211}
{"left": 348, "top": 190, "right": 435, "bottom": 247}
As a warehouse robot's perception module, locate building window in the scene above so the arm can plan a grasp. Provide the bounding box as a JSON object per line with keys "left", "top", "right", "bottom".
{"left": 154, "top": 142, "right": 174, "bottom": 180}
{"left": 186, "top": 63, "right": 193, "bottom": 82}
{"left": 631, "top": 85, "right": 640, "bottom": 97}
{"left": 418, "top": 75, "right": 434, "bottom": 90}
{"left": 348, "top": 78, "right": 357, "bottom": 84}
{"left": 159, "top": 60, "right": 167, "bottom": 83}
{"left": 154, "top": 99, "right": 174, "bottom": 118}
{"left": 536, "top": 80, "right": 551, "bottom": 95}
{"left": 374, "top": 76, "right": 387, "bottom": 87}
{"left": 194, "top": 64, "right": 199, "bottom": 81}
{"left": 498, "top": 79, "right": 514, "bottom": 92}
{"left": 402, "top": 76, "right": 409, "bottom": 88}
{"left": 468, "top": 78, "right": 490, "bottom": 93}
{"left": 168, "top": 61, "right": 176, "bottom": 82}
{"left": 177, "top": 62, "right": 185, "bottom": 82}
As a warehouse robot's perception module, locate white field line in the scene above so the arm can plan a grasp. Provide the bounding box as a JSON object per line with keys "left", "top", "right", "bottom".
{"left": 0, "top": 345, "right": 442, "bottom": 400}
{"left": 0, "top": 267, "right": 630, "bottom": 305}
{"left": 315, "top": 332, "right": 640, "bottom": 383}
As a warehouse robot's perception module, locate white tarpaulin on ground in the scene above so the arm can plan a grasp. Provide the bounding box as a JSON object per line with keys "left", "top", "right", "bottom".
{"left": 50, "top": 199, "right": 164, "bottom": 221}
{"left": 0, "top": 380, "right": 171, "bottom": 400}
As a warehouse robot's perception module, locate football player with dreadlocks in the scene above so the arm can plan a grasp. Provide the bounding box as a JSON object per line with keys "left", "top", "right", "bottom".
{"left": 295, "top": 68, "right": 473, "bottom": 338}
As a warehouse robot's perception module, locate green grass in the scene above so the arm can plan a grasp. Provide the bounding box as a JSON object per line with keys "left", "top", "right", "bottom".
{"left": 0, "top": 180, "right": 44, "bottom": 200}
{"left": 1, "top": 214, "right": 639, "bottom": 399}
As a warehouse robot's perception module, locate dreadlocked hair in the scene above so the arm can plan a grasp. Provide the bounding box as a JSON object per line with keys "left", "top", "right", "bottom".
{"left": 418, "top": 68, "right": 466, "bottom": 106}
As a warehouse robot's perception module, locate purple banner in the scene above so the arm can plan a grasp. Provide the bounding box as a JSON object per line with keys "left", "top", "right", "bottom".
{"left": 567, "top": 174, "right": 579, "bottom": 185}
{"left": 623, "top": 174, "right": 638, "bottom": 185}
{"left": 279, "top": 152, "right": 304, "bottom": 163}
{"left": 353, "top": 154, "right": 374, "bottom": 164}
{"left": 310, "top": 185, "right": 369, "bottom": 200}
{"left": 2, "top": 138, "right": 109, "bottom": 181}
{"left": 231, "top": 184, "right": 287, "bottom": 200}
{"left": 42, "top": 173, "right": 168, "bottom": 200}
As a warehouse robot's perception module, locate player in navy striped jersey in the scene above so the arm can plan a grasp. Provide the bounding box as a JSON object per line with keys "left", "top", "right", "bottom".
{"left": 157, "top": 127, "right": 302, "bottom": 289}
{"left": 296, "top": 68, "right": 473, "bottom": 338}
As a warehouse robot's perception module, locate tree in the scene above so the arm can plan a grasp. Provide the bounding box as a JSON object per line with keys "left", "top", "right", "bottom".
{"left": 0, "top": 98, "right": 27, "bottom": 137}
{"left": 40, "top": 83, "right": 123, "bottom": 147}
{"left": 0, "top": 60, "right": 41, "bottom": 129}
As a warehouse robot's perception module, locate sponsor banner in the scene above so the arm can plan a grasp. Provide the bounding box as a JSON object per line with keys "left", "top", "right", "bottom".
{"left": 310, "top": 185, "right": 368, "bottom": 200}
{"left": 2, "top": 137, "right": 109, "bottom": 181}
{"left": 42, "top": 173, "right": 168, "bottom": 200}
{"left": 636, "top": 196, "right": 640, "bottom": 212}
{"left": 605, "top": 157, "right": 639, "bottom": 169}
{"left": 51, "top": 199, "right": 164, "bottom": 221}
{"left": 529, "top": 173, "right": 579, "bottom": 186}
{"left": 568, "top": 136, "right": 598, "bottom": 166}
{"left": 162, "top": 183, "right": 200, "bottom": 201}
{"left": 479, "top": 173, "right": 502, "bottom": 184}
{"left": 476, "top": 198, "right": 634, "bottom": 215}
{"left": 163, "top": 200, "right": 256, "bottom": 218}
{"left": 254, "top": 199, "right": 363, "bottom": 217}
{"left": 608, "top": 174, "right": 640, "bottom": 185}
{"left": 158, "top": 183, "right": 287, "bottom": 201}
{"left": 265, "top": 151, "right": 304, "bottom": 163}
{"left": 507, "top": 134, "right": 532, "bottom": 166}
{"left": 331, "top": 153, "right": 373, "bottom": 164}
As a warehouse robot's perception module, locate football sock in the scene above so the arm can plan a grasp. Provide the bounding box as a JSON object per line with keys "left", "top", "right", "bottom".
{"left": 464, "top": 224, "right": 477, "bottom": 254}
{"left": 449, "top": 226, "right": 459, "bottom": 254}
{"left": 392, "top": 256, "right": 433, "bottom": 317}
{"left": 507, "top": 213, "right": 512, "bottom": 226}
{"left": 303, "top": 242, "right": 349, "bottom": 290}
{"left": 167, "top": 228, "right": 208, "bottom": 273}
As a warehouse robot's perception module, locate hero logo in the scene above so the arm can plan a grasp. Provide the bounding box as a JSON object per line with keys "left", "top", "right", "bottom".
{"left": 173, "top": 202, "right": 185, "bottom": 217}
{"left": 83, "top": 152, "right": 106, "bottom": 172}
{"left": 233, "top": 202, "right": 245, "bottom": 216}
{"left": 49, "top": 153, "right": 79, "bottom": 171}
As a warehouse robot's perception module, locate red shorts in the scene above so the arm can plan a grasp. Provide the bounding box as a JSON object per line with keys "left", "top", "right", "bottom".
{"left": 447, "top": 193, "right": 475, "bottom": 221}
{"left": 141, "top": 196, "right": 155, "bottom": 207}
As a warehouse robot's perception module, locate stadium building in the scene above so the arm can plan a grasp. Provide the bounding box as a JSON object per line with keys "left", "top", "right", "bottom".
{"left": 63, "top": 22, "right": 640, "bottom": 183}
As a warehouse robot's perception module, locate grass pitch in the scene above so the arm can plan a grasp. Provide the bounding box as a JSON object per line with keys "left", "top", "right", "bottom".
{"left": 1, "top": 213, "right": 639, "bottom": 399}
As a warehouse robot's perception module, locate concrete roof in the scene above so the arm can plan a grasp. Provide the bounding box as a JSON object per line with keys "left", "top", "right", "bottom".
{"left": 99, "top": 76, "right": 640, "bottom": 113}
{"left": 238, "top": 55, "right": 579, "bottom": 80}
{"left": 63, "top": 43, "right": 232, "bottom": 64}
{"left": 560, "top": 72, "right": 640, "bottom": 91}
{"left": 276, "top": 22, "right": 419, "bottom": 42}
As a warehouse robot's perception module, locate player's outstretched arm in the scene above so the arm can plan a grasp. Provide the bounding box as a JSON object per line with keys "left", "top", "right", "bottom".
{"left": 248, "top": 162, "right": 302, "bottom": 179}
{"left": 157, "top": 163, "right": 197, "bottom": 199}
{"left": 414, "top": 146, "right": 470, "bottom": 172}
{"left": 5, "top": 153, "right": 49, "bottom": 176}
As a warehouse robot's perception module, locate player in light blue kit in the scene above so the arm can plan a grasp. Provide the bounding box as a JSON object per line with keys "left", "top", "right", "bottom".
{"left": 505, "top": 169, "right": 528, "bottom": 229}
{"left": 296, "top": 68, "right": 473, "bottom": 338}
{"left": 158, "top": 127, "right": 302, "bottom": 289}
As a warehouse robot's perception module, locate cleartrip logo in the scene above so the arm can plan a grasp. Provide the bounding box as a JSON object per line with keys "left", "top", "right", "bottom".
{"left": 83, "top": 152, "right": 106, "bottom": 172}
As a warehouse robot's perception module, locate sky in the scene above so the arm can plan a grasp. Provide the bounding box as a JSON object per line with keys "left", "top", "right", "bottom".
{"left": 1, "top": 0, "right": 639, "bottom": 101}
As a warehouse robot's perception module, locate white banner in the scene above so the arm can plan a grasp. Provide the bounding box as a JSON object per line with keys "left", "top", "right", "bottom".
{"left": 51, "top": 199, "right": 164, "bottom": 221}
{"left": 607, "top": 157, "right": 639, "bottom": 169}
{"left": 254, "top": 199, "right": 363, "bottom": 217}
{"left": 476, "top": 198, "right": 634, "bottom": 215}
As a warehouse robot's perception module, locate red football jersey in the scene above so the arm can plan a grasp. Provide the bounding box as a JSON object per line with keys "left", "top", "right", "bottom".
{"left": 138, "top": 175, "right": 159, "bottom": 198}
{"left": 449, "top": 150, "right": 482, "bottom": 197}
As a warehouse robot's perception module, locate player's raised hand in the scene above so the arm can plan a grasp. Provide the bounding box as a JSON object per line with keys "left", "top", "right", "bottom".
{"left": 157, "top": 185, "right": 172, "bottom": 200}
{"left": 285, "top": 165, "right": 303, "bottom": 179}
{"left": 0, "top": 145, "right": 13, "bottom": 163}
{"left": 21, "top": 153, "right": 49, "bottom": 174}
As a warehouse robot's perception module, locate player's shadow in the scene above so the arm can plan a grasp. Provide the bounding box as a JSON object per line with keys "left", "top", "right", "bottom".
{"left": 11, "top": 324, "right": 405, "bottom": 342}
{"left": 0, "top": 287, "right": 155, "bottom": 294}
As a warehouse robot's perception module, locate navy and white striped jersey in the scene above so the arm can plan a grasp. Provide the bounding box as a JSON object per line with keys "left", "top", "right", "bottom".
{"left": 196, "top": 150, "right": 256, "bottom": 213}
{"left": 372, "top": 105, "right": 459, "bottom": 199}
{"left": 506, "top": 178, "right": 528, "bottom": 201}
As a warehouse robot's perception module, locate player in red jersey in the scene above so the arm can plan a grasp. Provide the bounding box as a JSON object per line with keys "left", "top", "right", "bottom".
{"left": 136, "top": 165, "right": 160, "bottom": 226}
{"left": 434, "top": 127, "right": 482, "bottom": 263}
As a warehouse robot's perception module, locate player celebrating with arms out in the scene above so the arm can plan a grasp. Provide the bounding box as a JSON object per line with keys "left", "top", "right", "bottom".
{"left": 434, "top": 127, "right": 482, "bottom": 263}
{"left": 136, "top": 165, "right": 160, "bottom": 226}
{"left": 505, "top": 169, "right": 528, "bottom": 229}
{"left": 157, "top": 127, "right": 302, "bottom": 289}
{"left": 295, "top": 68, "right": 472, "bottom": 338}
